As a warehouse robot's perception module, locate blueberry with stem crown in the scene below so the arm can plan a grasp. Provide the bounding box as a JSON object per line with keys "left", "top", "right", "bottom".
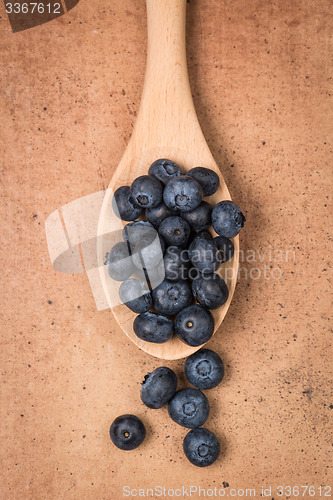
{"left": 148, "top": 158, "right": 183, "bottom": 184}
{"left": 163, "top": 176, "right": 203, "bottom": 212}
{"left": 130, "top": 175, "right": 163, "bottom": 208}
{"left": 174, "top": 304, "right": 214, "bottom": 346}
{"left": 109, "top": 414, "right": 146, "bottom": 450}
{"left": 212, "top": 200, "right": 245, "bottom": 238}
{"left": 183, "top": 428, "right": 220, "bottom": 467}
{"left": 187, "top": 167, "right": 220, "bottom": 197}
{"left": 112, "top": 186, "right": 142, "bottom": 221}
{"left": 141, "top": 367, "right": 178, "bottom": 409}
{"left": 168, "top": 388, "right": 210, "bottom": 428}
{"left": 185, "top": 348, "right": 224, "bottom": 390}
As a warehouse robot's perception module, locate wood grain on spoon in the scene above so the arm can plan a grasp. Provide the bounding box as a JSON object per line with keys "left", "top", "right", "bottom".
{"left": 98, "top": 0, "right": 239, "bottom": 360}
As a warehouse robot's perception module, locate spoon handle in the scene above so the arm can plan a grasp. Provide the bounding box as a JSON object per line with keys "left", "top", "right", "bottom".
{"left": 129, "top": 0, "right": 203, "bottom": 151}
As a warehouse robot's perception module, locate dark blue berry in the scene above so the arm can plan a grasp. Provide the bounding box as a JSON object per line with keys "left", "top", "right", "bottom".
{"left": 148, "top": 158, "right": 183, "bottom": 185}
{"left": 181, "top": 201, "right": 212, "bottom": 232}
{"left": 132, "top": 232, "right": 165, "bottom": 270}
{"left": 146, "top": 202, "right": 178, "bottom": 227}
{"left": 174, "top": 304, "right": 214, "bottom": 346}
{"left": 187, "top": 167, "right": 220, "bottom": 197}
{"left": 152, "top": 279, "right": 192, "bottom": 316}
{"left": 163, "top": 247, "right": 190, "bottom": 282}
{"left": 122, "top": 221, "right": 155, "bottom": 252}
{"left": 133, "top": 312, "right": 173, "bottom": 343}
{"left": 110, "top": 414, "right": 146, "bottom": 450}
{"left": 133, "top": 260, "right": 165, "bottom": 289}
{"left": 119, "top": 278, "right": 152, "bottom": 313}
{"left": 141, "top": 367, "right": 178, "bottom": 409}
{"left": 185, "top": 349, "right": 224, "bottom": 390}
{"left": 130, "top": 175, "right": 163, "bottom": 208}
{"left": 213, "top": 235, "right": 235, "bottom": 263}
{"left": 192, "top": 273, "right": 229, "bottom": 309}
{"left": 163, "top": 176, "right": 203, "bottom": 212}
{"left": 112, "top": 186, "right": 142, "bottom": 221}
{"left": 105, "top": 242, "right": 135, "bottom": 281}
{"left": 168, "top": 388, "right": 210, "bottom": 428}
{"left": 158, "top": 216, "right": 191, "bottom": 247}
{"left": 212, "top": 200, "right": 245, "bottom": 238}
{"left": 188, "top": 236, "right": 220, "bottom": 275}
{"left": 183, "top": 428, "right": 220, "bottom": 467}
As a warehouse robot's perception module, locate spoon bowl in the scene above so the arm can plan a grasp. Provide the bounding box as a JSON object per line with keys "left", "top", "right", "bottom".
{"left": 98, "top": 0, "right": 239, "bottom": 360}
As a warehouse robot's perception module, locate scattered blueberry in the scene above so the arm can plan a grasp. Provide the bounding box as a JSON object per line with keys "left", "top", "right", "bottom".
{"left": 187, "top": 167, "right": 220, "bottom": 197}
{"left": 140, "top": 367, "right": 178, "bottom": 409}
{"left": 212, "top": 200, "right": 246, "bottom": 238}
{"left": 185, "top": 349, "right": 224, "bottom": 390}
{"left": 168, "top": 388, "right": 210, "bottom": 428}
{"left": 188, "top": 236, "right": 220, "bottom": 275}
{"left": 119, "top": 278, "right": 152, "bottom": 313}
{"left": 105, "top": 242, "right": 135, "bottom": 281}
{"left": 163, "top": 176, "right": 203, "bottom": 212}
{"left": 133, "top": 312, "right": 173, "bottom": 343}
{"left": 183, "top": 428, "right": 220, "bottom": 467}
{"left": 192, "top": 273, "right": 229, "bottom": 309}
{"left": 112, "top": 186, "right": 142, "bottom": 221}
{"left": 148, "top": 158, "right": 183, "bottom": 185}
{"left": 174, "top": 304, "right": 214, "bottom": 346}
{"left": 181, "top": 201, "right": 212, "bottom": 232}
{"left": 158, "top": 216, "right": 191, "bottom": 247}
{"left": 163, "top": 246, "right": 190, "bottom": 282}
{"left": 110, "top": 414, "right": 146, "bottom": 450}
{"left": 213, "top": 235, "right": 235, "bottom": 263}
{"left": 146, "top": 202, "right": 178, "bottom": 227}
{"left": 130, "top": 175, "right": 163, "bottom": 208}
{"left": 152, "top": 279, "right": 192, "bottom": 316}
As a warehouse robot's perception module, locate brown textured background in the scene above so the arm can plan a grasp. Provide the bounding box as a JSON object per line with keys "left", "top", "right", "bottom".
{"left": 1, "top": 0, "right": 332, "bottom": 499}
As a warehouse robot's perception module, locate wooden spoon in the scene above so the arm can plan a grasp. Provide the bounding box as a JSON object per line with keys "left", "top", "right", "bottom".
{"left": 98, "top": 0, "right": 239, "bottom": 360}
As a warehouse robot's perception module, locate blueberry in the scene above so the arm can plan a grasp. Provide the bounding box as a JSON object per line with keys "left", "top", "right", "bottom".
{"left": 168, "top": 388, "right": 210, "bottom": 428}
{"left": 112, "top": 186, "right": 142, "bottom": 221}
{"left": 134, "top": 259, "right": 165, "bottom": 289}
{"left": 132, "top": 232, "right": 165, "bottom": 270}
{"left": 192, "top": 273, "right": 229, "bottom": 309}
{"left": 181, "top": 201, "right": 212, "bottom": 232}
{"left": 163, "top": 247, "right": 190, "bottom": 282}
{"left": 122, "top": 221, "right": 155, "bottom": 252}
{"left": 212, "top": 200, "right": 246, "bottom": 238}
{"left": 109, "top": 414, "right": 146, "bottom": 450}
{"left": 183, "top": 428, "right": 220, "bottom": 467}
{"left": 174, "top": 304, "right": 214, "bottom": 346}
{"left": 187, "top": 167, "right": 220, "bottom": 197}
{"left": 146, "top": 202, "right": 178, "bottom": 227}
{"left": 188, "top": 236, "right": 220, "bottom": 275}
{"left": 119, "top": 278, "right": 152, "bottom": 313}
{"left": 213, "top": 235, "right": 235, "bottom": 263}
{"left": 163, "top": 176, "right": 203, "bottom": 212}
{"left": 148, "top": 158, "right": 183, "bottom": 185}
{"left": 105, "top": 242, "right": 135, "bottom": 281}
{"left": 140, "top": 367, "right": 178, "bottom": 409}
{"left": 152, "top": 279, "right": 192, "bottom": 316}
{"left": 158, "top": 216, "right": 191, "bottom": 247}
{"left": 130, "top": 175, "right": 163, "bottom": 208}
{"left": 191, "top": 230, "right": 212, "bottom": 241}
{"left": 185, "top": 349, "right": 224, "bottom": 390}
{"left": 133, "top": 312, "right": 173, "bottom": 343}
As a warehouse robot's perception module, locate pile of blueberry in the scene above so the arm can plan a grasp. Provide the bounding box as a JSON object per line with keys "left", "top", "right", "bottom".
{"left": 110, "top": 348, "right": 224, "bottom": 467}
{"left": 105, "top": 158, "right": 245, "bottom": 347}
{"left": 107, "top": 158, "right": 245, "bottom": 467}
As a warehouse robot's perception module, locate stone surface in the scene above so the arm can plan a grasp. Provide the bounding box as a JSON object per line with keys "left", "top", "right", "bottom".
{"left": 0, "top": 0, "right": 331, "bottom": 498}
